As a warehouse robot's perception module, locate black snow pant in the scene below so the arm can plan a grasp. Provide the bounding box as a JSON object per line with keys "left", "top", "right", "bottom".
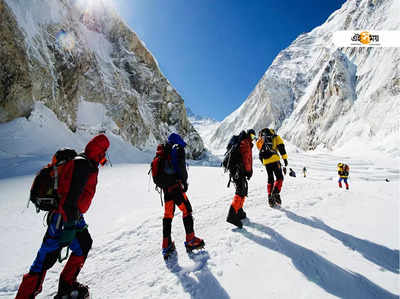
{"left": 162, "top": 184, "right": 193, "bottom": 248}
{"left": 265, "top": 161, "right": 284, "bottom": 194}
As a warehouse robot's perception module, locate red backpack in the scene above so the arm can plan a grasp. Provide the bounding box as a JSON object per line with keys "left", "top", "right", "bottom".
{"left": 150, "top": 143, "right": 173, "bottom": 188}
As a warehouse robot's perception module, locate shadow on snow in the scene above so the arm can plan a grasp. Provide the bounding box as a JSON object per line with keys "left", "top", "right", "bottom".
{"left": 241, "top": 220, "right": 397, "bottom": 299}
{"left": 281, "top": 209, "right": 399, "bottom": 274}
{"left": 164, "top": 250, "right": 230, "bottom": 299}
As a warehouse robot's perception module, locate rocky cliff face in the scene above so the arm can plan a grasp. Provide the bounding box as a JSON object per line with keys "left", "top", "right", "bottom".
{"left": 209, "top": 0, "right": 399, "bottom": 153}
{"left": 0, "top": 0, "right": 204, "bottom": 158}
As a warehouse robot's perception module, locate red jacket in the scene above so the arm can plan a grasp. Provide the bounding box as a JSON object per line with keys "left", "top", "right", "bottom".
{"left": 239, "top": 137, "right": 253, "bottom": 173}
{"left": 57, "top": 134, "right": 110, "bottom": 222}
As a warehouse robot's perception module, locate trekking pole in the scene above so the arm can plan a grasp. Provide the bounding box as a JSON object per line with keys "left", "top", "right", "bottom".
{"left": 156, "top": 187, "right": 163, "bottom": 206}
{"left": 106, "top": 152, "right": 112, "bottom": 167}
{"left": 23, "top": 195, "right": 31, "bottom": 214}
{"left": 147, "top": 171, "right": 151, "bottom": 192}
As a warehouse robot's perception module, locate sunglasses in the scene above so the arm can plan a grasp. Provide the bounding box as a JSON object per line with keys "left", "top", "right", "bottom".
{"left": 99, "top": 152, "right": 112, "bottom": 167}
{"left": 99, "top": 156, "right": 107, "bottom": 166}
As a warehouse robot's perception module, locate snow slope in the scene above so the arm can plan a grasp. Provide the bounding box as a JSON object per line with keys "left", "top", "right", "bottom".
{"left": 0, "top": 143, "right": 398, "bottom": 298}
{"left": 0, "top": 102, "right": 154, "bottom": 179}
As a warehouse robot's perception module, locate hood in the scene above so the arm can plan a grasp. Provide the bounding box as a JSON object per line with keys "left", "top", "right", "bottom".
{"left": 84, "top": 134, "right": 110, "bottom": 163}
{"left": 168, "top": 133, "right": 186, "bottom": 148}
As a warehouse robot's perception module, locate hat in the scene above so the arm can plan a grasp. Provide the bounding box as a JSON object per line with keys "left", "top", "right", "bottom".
{"left": 258, "top": 128, "right": 275, "bottom": 136}
{"left": 168, "top": 133, "right": 186, "bottom": 147}
{"left": 85, "top": 134, "right": 110, "bottom": 164}
{"left": 247, "top": 129, "right": 255, "bottom": 135}
{"left": 247, "top": 129, "right": 256, "bottom": 140}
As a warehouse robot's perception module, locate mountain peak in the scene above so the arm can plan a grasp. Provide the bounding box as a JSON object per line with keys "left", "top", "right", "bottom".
{"left": 209, "top": 0, "right": 399, "bottom": 155}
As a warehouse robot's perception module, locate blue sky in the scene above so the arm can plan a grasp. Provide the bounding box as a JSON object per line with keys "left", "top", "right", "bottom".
{"left": 114, "top": 0, "right": 346, "bottom": 121}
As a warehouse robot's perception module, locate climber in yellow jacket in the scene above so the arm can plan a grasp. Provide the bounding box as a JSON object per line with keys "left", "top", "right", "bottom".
{"left": 256, "top": 128, "right": 288, "bottom": 207}
{"left": 337, "top": 162, "right": 350, "bottom": 190}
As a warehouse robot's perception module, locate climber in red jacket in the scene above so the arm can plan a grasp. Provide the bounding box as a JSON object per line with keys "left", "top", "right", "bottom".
{"left": 16, "top": 134, "right": 110, "bottom": 299}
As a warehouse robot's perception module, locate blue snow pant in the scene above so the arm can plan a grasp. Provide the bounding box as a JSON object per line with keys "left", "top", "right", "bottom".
{"left": 338, "top": 177, "right": 349, "bottom": 189}
{"left": 30, "top": 212, "right": 91, "bottom": 273}
{"left": 16, "top": 212, "right": 92, "bottom": 298}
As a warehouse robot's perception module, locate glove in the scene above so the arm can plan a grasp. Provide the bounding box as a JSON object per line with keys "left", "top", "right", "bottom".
{"left": 246, "top": 170, "right": 253, "bottom": 180}
{"left": 182, "top": 181, "right": 188, "bottom": 193}
{"left": 59, "top": 222, "right": 77, "bottom": 246}
{"left": 283, "top": 167, "right": 287, "bottom": 175}
{"left": 283, "top": 159, "right": 288, "bottom": 167}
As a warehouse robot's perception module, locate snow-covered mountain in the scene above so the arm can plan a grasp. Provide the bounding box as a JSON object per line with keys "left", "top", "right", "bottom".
{"left": 209, "top": 0, "right": 399, "bottom": 155}
{"left": 0, "top": 0, "right": 204, "bottom": 158}
{"left": 186, "top": 108, "right": 221, "bottom": 152}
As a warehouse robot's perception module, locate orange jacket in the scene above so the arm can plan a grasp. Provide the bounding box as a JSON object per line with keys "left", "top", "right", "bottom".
{"left": 239, "top": 138, "right": 253, "bottom": 173}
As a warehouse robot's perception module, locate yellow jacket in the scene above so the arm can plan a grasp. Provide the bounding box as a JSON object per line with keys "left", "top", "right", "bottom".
{"left": 256, "top": 134, "right": 288, "bottom": 165}
{"left": 337, "top": 164, "right": 349, "bottom": 178}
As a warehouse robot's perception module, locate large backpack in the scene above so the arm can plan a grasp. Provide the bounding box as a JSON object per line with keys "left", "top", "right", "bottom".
{"left": 29, "top": 148, "right": 77, "bottom": 212}
{"left": 259, "top": 128, "right": 277, "bottom": 160}
{"left": 222, "top": 131, "right": 246, "bottom": 173}
{"left": 150, "top": 143, "right": 175, "bottom": 188}
{"left": 343, "top": 164, "right": 350, "bottom": 176}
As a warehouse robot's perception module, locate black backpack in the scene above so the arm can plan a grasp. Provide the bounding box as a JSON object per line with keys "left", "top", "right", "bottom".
{"left": 29, "top": 148, "right": 77, "bottom": 212}
{"left": 259, "top": 129, "right": 277, "bottom": 160}
{"left": 222, "top": 131, "right": 247, "bottom": 173}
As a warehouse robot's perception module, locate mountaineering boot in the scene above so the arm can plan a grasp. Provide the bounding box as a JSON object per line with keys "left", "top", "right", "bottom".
{"left": 54, "top": 281, "right": 89, "bottom": 299}
{"left": 226, "top": 205, "right": 243, "bottom": 228}
{"left": 185, "top": 235, "right": 205, "bottom": 252}
{"left": 237, "top": 208, "right": 246, "bottom": 220}
{"left": 162, "top": 241, "right": 176, "bottom": 260}
{"left": 268, "top": 194, "right": 275, "bottom": 208}
{"left": 338, "top": 182, "right": 342, "bottom": 188}
{"left": 273, "top": 193, "right": 281, "bottom": 206}
{"left": 71, "top": 282, "right": 89, "bottom": 299}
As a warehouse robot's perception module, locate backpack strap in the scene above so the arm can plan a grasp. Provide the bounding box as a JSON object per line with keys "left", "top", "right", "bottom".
{"left": 53, "top": 165, "right": 59, "bottom": 192}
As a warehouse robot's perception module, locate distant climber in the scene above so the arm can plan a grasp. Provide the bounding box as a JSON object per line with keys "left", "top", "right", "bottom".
{"left": 337, "top": 162, "right": 350, "bottom": 190}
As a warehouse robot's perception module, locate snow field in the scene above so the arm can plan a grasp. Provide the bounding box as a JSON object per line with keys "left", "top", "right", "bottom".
{"left": 0, "top": 149, "right": 398, "bottom": 298}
